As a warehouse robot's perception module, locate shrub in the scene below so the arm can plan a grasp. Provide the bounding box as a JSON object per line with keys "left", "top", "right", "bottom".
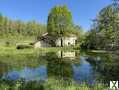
{"left": 29, "top": 42, "right": 34, "bottom": 45}
{"left": 16, "top": 44, "right": 32, "bottom": 49}
{"left": 73, "top": 44, "right": 80, "bottom": 50}
{"left": 5, "top": 41, "right": 10, "bottom": 47}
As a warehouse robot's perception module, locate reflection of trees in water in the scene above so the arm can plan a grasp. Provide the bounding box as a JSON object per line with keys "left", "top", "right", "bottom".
{"left": 45, "top": 52, "right": 73, "bottom": 80}
{"left": 98, "top": 54, "right": 119, "bottom": 81}
{"left": 0, "top": 54, "right": 47, "bottom": 69}
{"left": 0, "top": 54, "right": 47, "bottom": 81}
{"left": 86, "top": 54, "right": 119, "bottom": 83}
{"left": 100, "top": 64, "right": 119, "bottom": 81}
{"left": 0, "top": 62, "right": 11, "bottom": 79}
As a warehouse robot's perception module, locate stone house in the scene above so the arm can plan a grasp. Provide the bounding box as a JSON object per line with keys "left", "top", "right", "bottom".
{"left": 56, "top": 35, "right": 77, "bottom": 47}
{"left": 34, "top": 33, "right": 77, "bottom": 48}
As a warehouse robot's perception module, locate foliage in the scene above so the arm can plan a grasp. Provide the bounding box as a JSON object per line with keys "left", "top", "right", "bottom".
{"left": 47, "top": 5, "right": 73, "bottom": 37}
{"left": 0, "top": 13, "right": 47, "bottom": 38}
{"left": 81, "top": 29, "right": 97, "bottom": 49}
{"left": 82, "top": 1, "right": 119, "bottom": 51}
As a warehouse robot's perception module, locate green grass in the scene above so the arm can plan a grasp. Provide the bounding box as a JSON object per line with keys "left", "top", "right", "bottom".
{"left": 0, "top": 79, "right": 109, "bottom": 90}
{"left": 0, "top": 35, "right": 35, "bottom": 46}
{"left": 0, "top": 45, "right": 76, "bottom": 55}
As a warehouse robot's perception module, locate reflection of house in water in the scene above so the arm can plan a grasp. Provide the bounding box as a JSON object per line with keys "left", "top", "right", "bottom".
{"left": 46, "top": 52, "right": 73, "bottom": 80}
{"left": 57, "top": 51, "right": 77, "bottom": 59}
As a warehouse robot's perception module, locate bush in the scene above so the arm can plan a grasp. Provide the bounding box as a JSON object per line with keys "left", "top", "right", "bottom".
{"left": 16, "top": 44, "right": 32, "bottom": 49}
{"left": 73, "top": 44, "right": 80, "bottom": 50}
{"left": 29, "top": 42, "right": 34, "bottom": 45}
{"left": 5, "top": 41, "right": 11, "bottom": 47}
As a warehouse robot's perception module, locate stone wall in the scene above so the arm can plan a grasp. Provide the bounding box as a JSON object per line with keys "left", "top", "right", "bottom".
{"left": 34, "top": 41, "right": 51, "bottom": 48}
{"left": 56, "top": 36, "right": 77, "bottom": 46}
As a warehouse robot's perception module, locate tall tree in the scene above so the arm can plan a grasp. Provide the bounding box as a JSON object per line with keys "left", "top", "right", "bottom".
{"left": 47, "top": 5, "right": 73, "bottom": 47}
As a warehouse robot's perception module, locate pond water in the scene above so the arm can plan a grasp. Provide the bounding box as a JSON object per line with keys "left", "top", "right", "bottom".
{"left": 0, "top": 50, "right": 119, "bottom": 85}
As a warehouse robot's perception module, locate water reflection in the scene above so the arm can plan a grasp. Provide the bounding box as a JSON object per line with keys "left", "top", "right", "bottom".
{"left": 46, "top": 52, "right": 73, "bottom": 80}
{"left": 73, "top": 56, "right": 95, "bottom": 85}
{"left": 85, "top": 53, "right": 119, "bottom": 83}
{"left": 57, "top": 51, "right": 76, "bottom": 59}
{"left": 2, "top": 66, "right": 47, "bottom": 81}
{"left": 0, "top": 62, "right": 9, "bottom": 74}
{"left": 0, "top": 50, "right": 119, "bottom": 85}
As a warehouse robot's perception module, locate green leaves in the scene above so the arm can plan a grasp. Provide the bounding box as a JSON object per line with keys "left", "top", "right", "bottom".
{"left": 82, "top": 1, "right": 119, "bottom": 50}
{"left": 47, "top": 5, "right": 73, "bottom": 37}
{"left": 0, "top": 14, "right": 47, "bottom": 37}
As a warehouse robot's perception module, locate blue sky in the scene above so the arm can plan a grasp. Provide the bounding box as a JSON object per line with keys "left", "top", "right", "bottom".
{"left": 0, "top": 0, "right": 111, "bottom": 30}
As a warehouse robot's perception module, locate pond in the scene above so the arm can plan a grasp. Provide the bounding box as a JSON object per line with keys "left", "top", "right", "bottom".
{"left": 0, "top": 50, "right": 119, "bottom": 86}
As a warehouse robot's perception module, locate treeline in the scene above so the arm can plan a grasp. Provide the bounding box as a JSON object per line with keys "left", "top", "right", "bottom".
{"left": 0, "top": 14, "right": 47, "bottom": 38}
{"left": 82, "top": 1, "right": 119, "bottom": 51}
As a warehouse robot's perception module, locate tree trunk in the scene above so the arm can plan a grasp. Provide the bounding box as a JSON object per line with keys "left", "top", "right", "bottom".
{"left": 61, "top": 37, "right": 63, "bottom": 47}
{"left": 61, "top": 51, "right": 63, "bottom": 58}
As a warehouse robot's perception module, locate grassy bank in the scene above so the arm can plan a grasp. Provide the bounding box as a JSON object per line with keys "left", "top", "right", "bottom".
{"left": 0, "top": 35, "right": 35, "bottom": 46}
{"left": 0, "top": 46, "right": 76, "bottom": 65}
{"left": 0, "top": 45, "right": 75, "bottom": 55}
{"left": 89, "top": 50, "right": 119, "bottom": 55}
{"left": 0, "top": 79, "right": 108, "bottom": 90}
